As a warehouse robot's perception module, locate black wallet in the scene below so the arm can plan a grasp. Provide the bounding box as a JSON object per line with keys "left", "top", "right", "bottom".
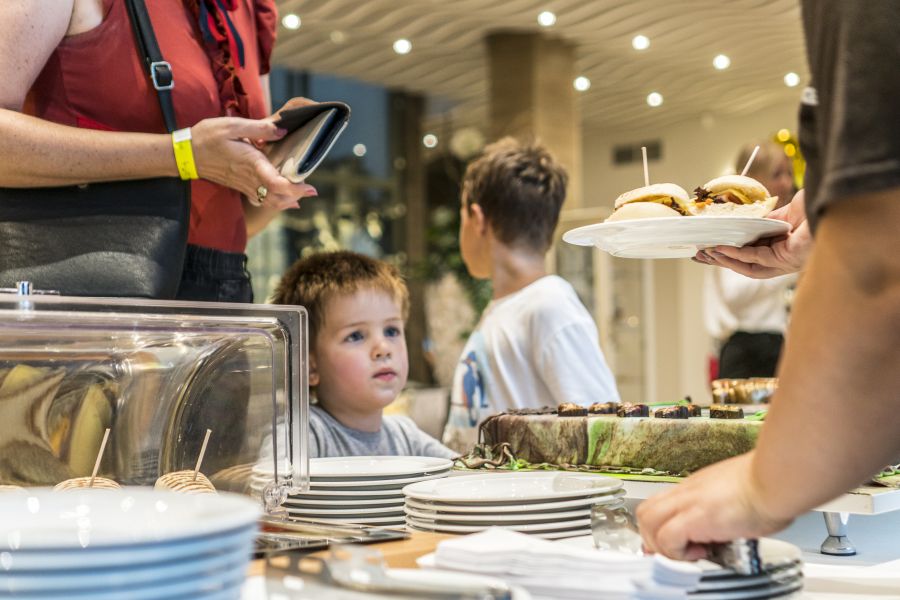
{"left": 269, "top": 101, "right": 351, "bottom": 182}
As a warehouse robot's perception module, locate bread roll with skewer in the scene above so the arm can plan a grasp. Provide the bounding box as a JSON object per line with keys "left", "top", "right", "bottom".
{"left": 154, "top": 471, "right": 217, "bottom": 494}
{"left": 53, "top": 476, "right": 121, "bottom": 491}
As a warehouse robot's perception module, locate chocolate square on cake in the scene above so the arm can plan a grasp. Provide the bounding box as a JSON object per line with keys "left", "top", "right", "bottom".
{"left": 617, "top": 403, "right": 649, "bottom": 418}
{"left": 557, "top": 402, "right": 588, "bottom": 417}
{"left": 588, "top": 401, "right": 617, "bottom": 414}
{"left": 710, "top": 404, "right": 744, "bottom": 419}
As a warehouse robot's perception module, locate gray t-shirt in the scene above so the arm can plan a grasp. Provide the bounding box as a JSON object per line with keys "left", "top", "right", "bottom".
{"left": 800, "top": 1, "right": 900, "bottom": 231}
{"left": 308, "top": 404, "right": 456, "bottom": 459}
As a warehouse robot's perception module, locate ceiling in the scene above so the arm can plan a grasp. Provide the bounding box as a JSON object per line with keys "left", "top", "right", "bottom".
{"left": 271, "top": 0, "right": 809, "bottom": 135}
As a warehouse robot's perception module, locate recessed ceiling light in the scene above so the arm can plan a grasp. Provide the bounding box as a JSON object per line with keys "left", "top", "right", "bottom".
{"left": 393, "top": 39, "right": 412, "bottom": 55}
{"left": 647, "top": 92, "right": 663, "bottom": 107}
{"left": 423, "top": 134, "right": 438, "bottom": 148}
{"left": 281, "top": 14, "right": 301, "bottom": 30}
{"left": 330, "top": 30, "right": 346, "bottom": 44}
{"left": 573, "top": 76, "right": 591, "bottom": 92}
{"left": 713, "top": 54, "right": 731, "bottom": 70}
{"left": 537, "top": 11, "right": 556, "bottom": 27}
{"left": 784, "top": 72, "right": 800, "bottom": 87}
{"left": 353, "top": 144, "right": 367, "bottom": 157}
{"left": 632, "top": 35, "right": 650, "bottom": 51}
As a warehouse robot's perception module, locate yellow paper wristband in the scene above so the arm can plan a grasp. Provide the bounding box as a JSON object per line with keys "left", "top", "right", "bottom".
{"left": 171, "top": 127, "right": 199, "bottom": 180}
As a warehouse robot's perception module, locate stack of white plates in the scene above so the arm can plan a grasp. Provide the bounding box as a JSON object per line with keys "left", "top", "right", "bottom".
{"left": 689, "top": 538, "right": 804, "bottom": 600}
{"left": 403, "top": 472, "right": 624, "bottom": 540}
{"left": 0, "top": 488, "right": 259, "bottom": 600}
{"left": 251, "top": 456, "right": 453, "bottom": 527}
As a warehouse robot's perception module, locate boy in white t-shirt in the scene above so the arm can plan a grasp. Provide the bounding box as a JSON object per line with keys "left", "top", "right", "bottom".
{"left": 442, "top": 138, "right": 620, "bottom": 453}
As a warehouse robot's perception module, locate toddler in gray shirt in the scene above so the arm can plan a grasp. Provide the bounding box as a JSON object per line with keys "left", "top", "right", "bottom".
{"left": 272, "top": 251, "right": 455, "bottom": 460}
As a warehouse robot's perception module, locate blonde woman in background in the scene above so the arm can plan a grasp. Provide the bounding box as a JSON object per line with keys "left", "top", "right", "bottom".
{"left": 703, "top": 141, "right": 798, "bottom": 378}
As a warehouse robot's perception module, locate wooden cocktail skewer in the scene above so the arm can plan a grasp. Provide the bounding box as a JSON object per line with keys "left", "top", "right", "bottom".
{"left": 88, "top": 428, "right": 111, "bottom": 488}
{"left": 641, "top": 146, "right": 650, "bottom": 187}
{"left": 54, "top": 428, "right": 121, "bottom": 490}
{"left": 194, "top": 428, "right": 211, "bottom": 482}
{"left": 155, "top": 428, "right": 217, "bottom": 494}
{"left": 740, "top": 145, "right": 760, "bottom": 176}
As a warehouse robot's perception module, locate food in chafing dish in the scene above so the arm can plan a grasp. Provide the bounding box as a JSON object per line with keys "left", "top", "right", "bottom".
{"left": 54, "top": 476, "right": 121, "bottom": 490}
{"left": 712, "top": 378, "right": 778, "bottom": 404}
{"left": 709, "top": 404, "right": 745, "bottom": 419}
{"left": 605, "top": 183, "right": 691, "bottom": 222}
{"left": 689, "top": 175, "right": 777, "bottom": 218}
{"left": 155, "top": 470, "right": 217, "bottom": 494}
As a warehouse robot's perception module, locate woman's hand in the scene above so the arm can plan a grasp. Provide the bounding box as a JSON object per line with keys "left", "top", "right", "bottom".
{"left": 190, "top": 116, "right": 316, "bottom": 211}
{"left": 636, "top": 452, "right": 792, "bottom": 560}
{"left": 695, "top": 190, "right": 812, "bottom": 278}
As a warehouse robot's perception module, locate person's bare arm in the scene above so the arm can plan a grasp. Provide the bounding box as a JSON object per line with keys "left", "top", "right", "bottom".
{"left": 638, "top": 187, "right": 900, "bottom": 559}
{"left": 0, "top": 3, "right": 306, "bottom": 210}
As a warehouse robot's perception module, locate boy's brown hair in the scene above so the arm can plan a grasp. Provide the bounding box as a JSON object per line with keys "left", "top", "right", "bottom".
{"left": 272, "top": 251, "right": 410, "bottom": 343}
{"left": 462, "top": 137, "right": 568, "bottom": 253}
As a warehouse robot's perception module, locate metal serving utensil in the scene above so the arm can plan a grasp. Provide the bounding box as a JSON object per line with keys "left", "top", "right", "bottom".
{"left": 590, "top": 505, "right": 763, "bottom": 575}
{"left": 266, "top": 544, "right": 513, "bottom": 599}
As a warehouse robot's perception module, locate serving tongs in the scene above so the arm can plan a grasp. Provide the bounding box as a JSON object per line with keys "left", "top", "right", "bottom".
{"left": 591, "top": 506, "right": 764, "bottom": 575}
{"left": 260, "top": 515, "right": 409, "bottom": 544}
{"left": 267, "top": 544, "right": 513, "bottom": 599}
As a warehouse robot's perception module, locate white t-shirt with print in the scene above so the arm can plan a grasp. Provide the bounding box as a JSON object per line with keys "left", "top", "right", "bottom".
{"left": 442, "top": 275, "right": 619, "bottom": 453}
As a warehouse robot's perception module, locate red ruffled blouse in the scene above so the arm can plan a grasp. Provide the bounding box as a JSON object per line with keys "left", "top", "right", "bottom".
{"left": 25, "top": 0, "right": 277, "bottom": 253}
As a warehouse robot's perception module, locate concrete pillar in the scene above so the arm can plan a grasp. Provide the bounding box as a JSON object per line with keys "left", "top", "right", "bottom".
{"left": 390, "top": 91, "right": 432, "bottom": 385}
{"left": 486, "top": 32, "right": 583, "bottom": 208}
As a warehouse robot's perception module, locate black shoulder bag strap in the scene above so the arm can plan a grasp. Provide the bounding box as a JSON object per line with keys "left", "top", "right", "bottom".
{"left": 0, "top": 1, "right": 191, "bottom": 299}
{"left": 125, "top": 0, "right": 178, "bottom": 133}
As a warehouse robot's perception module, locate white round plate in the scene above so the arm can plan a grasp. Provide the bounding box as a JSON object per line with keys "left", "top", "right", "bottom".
{"left": 696, "top": 566, "right": 802, "bottom": 592}
{"left": 0, "top": 488, "right": 259, "bottom": 551}
{"left": 290, "top": 514, "right": 406, "bottom": 525}
{"left": 406, "top": 521, "right": 588, "bottom": 540}
{"left": 405, "top": 490, "right": 624, "bottom": 514}
{"left": 405, "top": 505, "right": 591, "bottom": 524}
{"left": 402, "top": 472, "right": 622, "bottom": 504}
{"left": 308, "top": 456, "right": 453, "bottom": 479}
{"left": 562, "top": 216, "right": 791, "bottom": 259}
{"left": 285, "top": 504, "right": 404, "bottom": 517}
{"left": 0, "top": 526, "right": 255, "bottom": 572}
{"left": 0, "top": 567, "right": 248, "bottom": 599}
{"left": 407, "top": 514, "right": 590, "bottom": 533}
{"left": 283, "top": 495, "right": 404, "bottom": 508}
{"left": 254, "top": 471, "right": 450, "bottom": 491}
{"left": 275, "top": 487, "right": 406, "bottom": 499}
{"left": 688, "top": 575, "right": 803, "bottom": 600}
{"left": 0, "top": 547, "right": 249, "bottom": 593}
{"left": 698, "top": 539, "right": 803, "bottom": 578}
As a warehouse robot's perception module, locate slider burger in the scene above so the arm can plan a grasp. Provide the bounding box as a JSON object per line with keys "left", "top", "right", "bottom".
{"left": 690, "top": 175, "right": 777, "bottom": 218}
{"left": 605, "top": 183, "right": 691, "bottom": 222}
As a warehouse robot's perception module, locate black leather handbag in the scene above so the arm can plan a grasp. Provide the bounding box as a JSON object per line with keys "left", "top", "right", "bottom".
{"left": 0, "top": 0, "right": 190, "bottom": 298}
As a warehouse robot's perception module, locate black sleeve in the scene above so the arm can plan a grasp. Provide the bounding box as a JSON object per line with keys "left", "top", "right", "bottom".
{"left": 800, "top": 0, "right": 900, "bottom": 232}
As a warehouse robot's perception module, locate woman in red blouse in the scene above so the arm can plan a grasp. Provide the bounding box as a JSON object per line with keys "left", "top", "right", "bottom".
{"left": 0, "top": 0, "right": 317, "bottom": 302}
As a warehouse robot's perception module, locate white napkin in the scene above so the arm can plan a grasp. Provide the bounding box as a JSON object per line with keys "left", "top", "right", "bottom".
{"left": 430, "top": 527, "right": 701, "bottom": 600}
